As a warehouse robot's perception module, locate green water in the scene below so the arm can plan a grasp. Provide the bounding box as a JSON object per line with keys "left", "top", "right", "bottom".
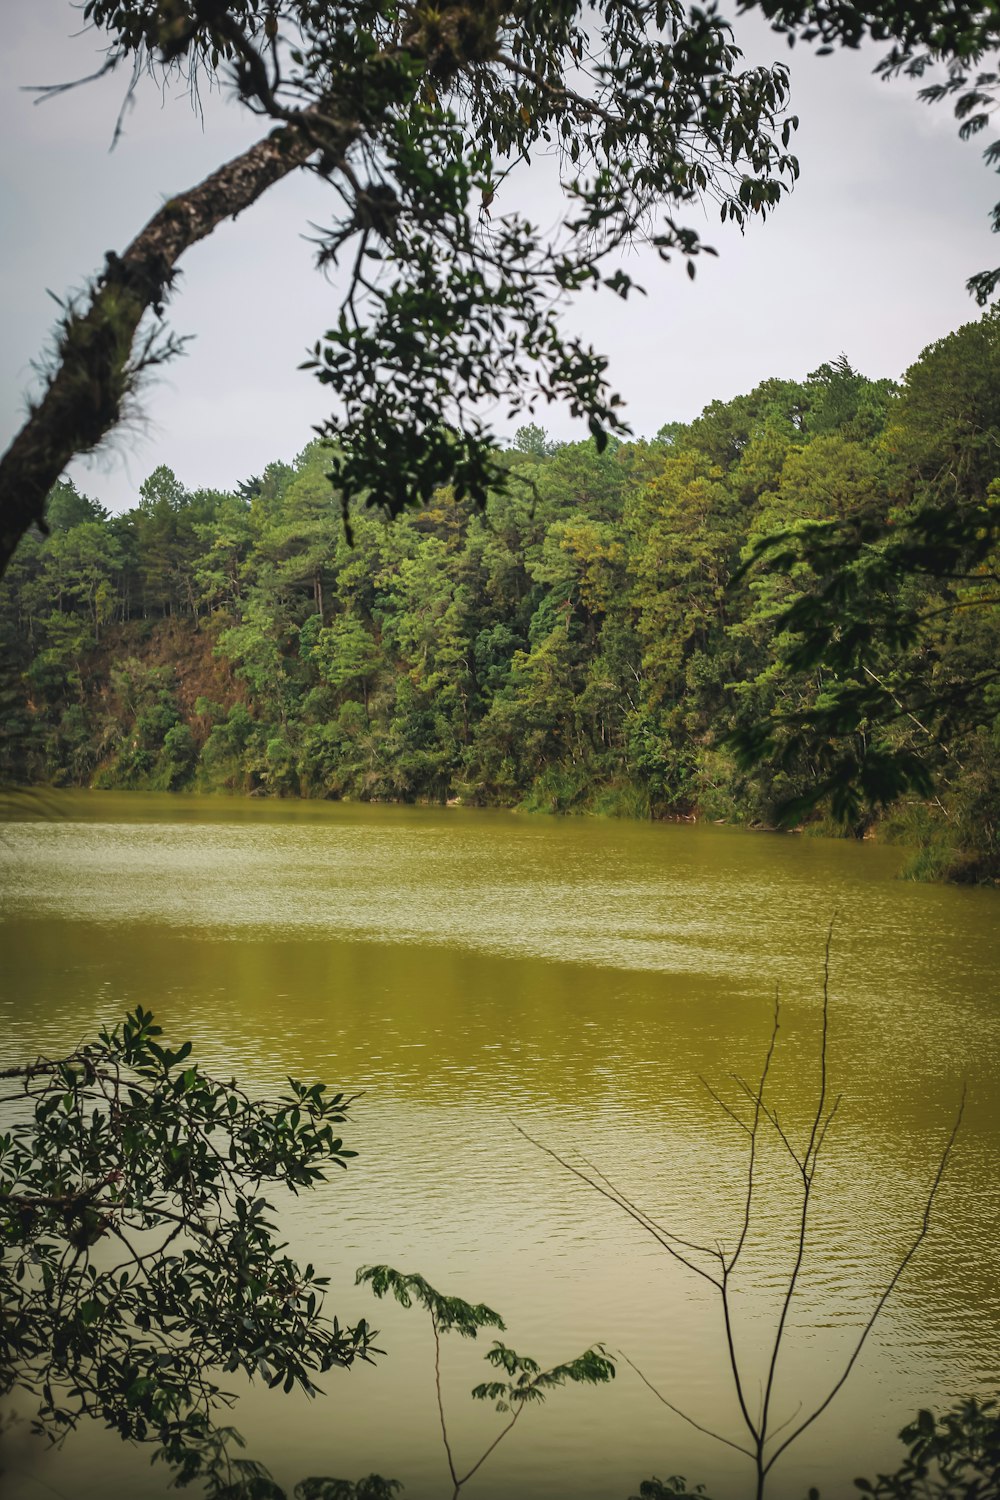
{"left": 1, "top": 793, "right": 998, "bottom": 1500}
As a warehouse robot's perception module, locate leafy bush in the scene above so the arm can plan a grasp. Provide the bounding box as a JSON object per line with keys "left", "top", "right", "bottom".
{"left": 856, "top": 1398, "right": 1000, "bottom": 1500}
{"left": 0, "top": 1010, "right": 374, "bottom": 1492}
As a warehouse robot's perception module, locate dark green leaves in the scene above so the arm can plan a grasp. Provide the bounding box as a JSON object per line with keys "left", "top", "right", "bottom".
{"left": 356, "top": 1265, "right": 505, "bottom": 1337}
{"left": 629, "top": 1480, "right": 710, "bottom": 1499}
{"left": 726, "top": 315, "right": 1000, "bottom": 825}
{"left": 853, "top": 1395, "right": 1000, "bottom": 1499}
{"left": 471, "top": 1341, "right": 616, "bottom": 1412}
{"left": 0, "top": 1012, "right": 374, "bottom": 1492}
{"left": 355, "top": 1263, "right": 614, "bottom": 1489}
{"left": 116, "top": 0, "right": 795, "bottom": 527}
{"left": 296, "top": 1480, "right": 403, "bottom": 1500}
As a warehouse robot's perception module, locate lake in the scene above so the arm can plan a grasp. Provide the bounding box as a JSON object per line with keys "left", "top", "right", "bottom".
{"left": 1, "top": 792, "right": 998, "bottom": 1500}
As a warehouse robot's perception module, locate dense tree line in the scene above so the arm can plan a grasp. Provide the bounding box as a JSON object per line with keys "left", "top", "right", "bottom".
{"left": 3, "top": 314, "right": 1000, "bottom": 881}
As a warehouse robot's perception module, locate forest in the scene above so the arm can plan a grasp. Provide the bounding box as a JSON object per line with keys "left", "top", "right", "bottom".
{"left": 3, "top": 310, "right": 999, "bottom": 883}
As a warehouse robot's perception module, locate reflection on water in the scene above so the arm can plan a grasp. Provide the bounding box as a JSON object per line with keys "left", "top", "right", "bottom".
{"left": 1, "top": 793, "right": 998, "bottom": 1500}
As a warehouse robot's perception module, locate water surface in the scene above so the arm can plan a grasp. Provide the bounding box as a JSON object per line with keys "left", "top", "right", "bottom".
{"left": 1, "top": 793, "right": 997, "bottom": 1500}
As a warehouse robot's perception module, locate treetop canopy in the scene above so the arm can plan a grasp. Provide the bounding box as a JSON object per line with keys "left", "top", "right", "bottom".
{"left": 1, "top": 0, "right": 998, "bottom": 574}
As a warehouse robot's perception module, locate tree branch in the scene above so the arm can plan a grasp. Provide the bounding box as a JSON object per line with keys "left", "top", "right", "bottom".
{"left": 763, "top": 1084, "right": 966, "bottom": 1475}
{"left": 0, "top": 106, "right": 343, "bottom": 577}
{"left": 511, "top": 1120, "right": 723, "bottom": 1287}
{"left": 618, "top": 1348, "right": 754, "bottom": 1459}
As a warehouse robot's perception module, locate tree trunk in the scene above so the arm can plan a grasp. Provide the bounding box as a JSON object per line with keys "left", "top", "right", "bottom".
{"left": 0, "top": 106, "right": 340, "bottom": 578}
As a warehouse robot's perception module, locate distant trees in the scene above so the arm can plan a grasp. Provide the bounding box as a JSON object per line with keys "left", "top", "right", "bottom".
{"left": 732, "top": 312, "right": 1000, "bottom": 835}
{"left": 3, "top": 324, "right": 999, "bottom": 876}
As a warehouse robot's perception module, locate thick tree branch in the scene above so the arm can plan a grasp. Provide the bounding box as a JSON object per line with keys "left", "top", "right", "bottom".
{"left": 0, "top": 106, "right": 341, "bottom": 578}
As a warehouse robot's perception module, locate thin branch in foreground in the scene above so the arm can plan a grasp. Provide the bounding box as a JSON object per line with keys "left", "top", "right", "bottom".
{"left": 763, "top": 1082, "right": 967, "bottom": 1475}
{"left": 510, "top": 1120, "right": 722, "bottom": 1287}
{"left": 728, "top": 985, "right": 782, "bottom": 1274}
{"left": 0, "top": 106, "right": 340, "bottom": 575}
{"left": 617, "top": 1350, "right": 754, "bottom": 1459}
{"left": 516, "top": 925, "right": 966, "bottom": 1500}
{"left": 700, "top": 1075, "right": 753, "bottom": 1136}
{"left": 573, "top": 1149, "right": 722, "bottom": 1260}
{"left": 757, "top": 922, "right": 840, "bottom": 1465}
{"left": 731, "top": 1073, "right": 802, "bottom": 1171}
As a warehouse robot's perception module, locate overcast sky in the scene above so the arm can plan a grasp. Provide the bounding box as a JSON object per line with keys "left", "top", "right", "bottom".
{"left": 2, "top": 3, "right": 997, "bottom": 514}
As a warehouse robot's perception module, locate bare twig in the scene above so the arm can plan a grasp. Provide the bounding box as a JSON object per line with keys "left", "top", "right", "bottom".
{"left": 756, "top": 920, "right": 838, "bottom": 1481}
{"left": 515, "top": 923, "right": 965, "bottom": 1500}
{"left": 731, "top": 1074, "right": 802, "bottom": 1170}
{"left": 728, "top": 986, "right": 781, "bottom": 1273}
{"left": 574, "top": 1150, "right": 721, "bottom": 1260}
{"left": 618, "top": 1350, "right": 754, "bottom": 1459}
{"left": 763, "top": 1084, "right": 967, "bottom": 1477}
{"left": 510, "top": 1121, "right": 722, "bottom": 1287}
{"left": 431, "top": 1312, "right": 460, "bottom": 1494}
{"left": 454, "top": 1406, "right": 523, "bottom": 1491}
{"left": 700, "top": 1075, "right": 752, "bottom": 1137}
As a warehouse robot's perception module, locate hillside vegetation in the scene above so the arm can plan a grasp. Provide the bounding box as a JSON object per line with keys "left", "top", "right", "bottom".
{"left": 3, "top": 315, "right": 999, "bottom": 882}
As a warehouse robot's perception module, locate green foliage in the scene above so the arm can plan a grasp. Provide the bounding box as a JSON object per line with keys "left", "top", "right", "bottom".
{"left": 854, "top": 1397, "right": 1000, "bottom": 1499}
{"left": 629, "top": 1480, "right": 710, "bottom": 1499}
{"left": 295, "top": 1479, "right": 402, "bottom": 1500}
{"left": 356, "top": 1266, "right": 505, "bottom": 1338}
{"left": 471, "top": 1341, "right": 616, "bottom": 1413}
{"left": 5, "top": 315, "right": 1000, "bottom": 879}
{"left": 160, "top": 720, "right": 198, "bottom": 788}
{"left": 14, "top": 0, "right": 800, "bottom": 567}
{"left": 730, "top": 313, "right": 1000, "bottom": 833}
{"left": 45, "top": 478, "right": 109, "bottom": 532}
{"left": 0, "top": 1009, "right": 374, "bottom": 1492}
{"left": 57, "top": 0, "right": 1000, "bottom": 519}
{"left": 356, "top": 1263, "right": 613, "bottom": 1495}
